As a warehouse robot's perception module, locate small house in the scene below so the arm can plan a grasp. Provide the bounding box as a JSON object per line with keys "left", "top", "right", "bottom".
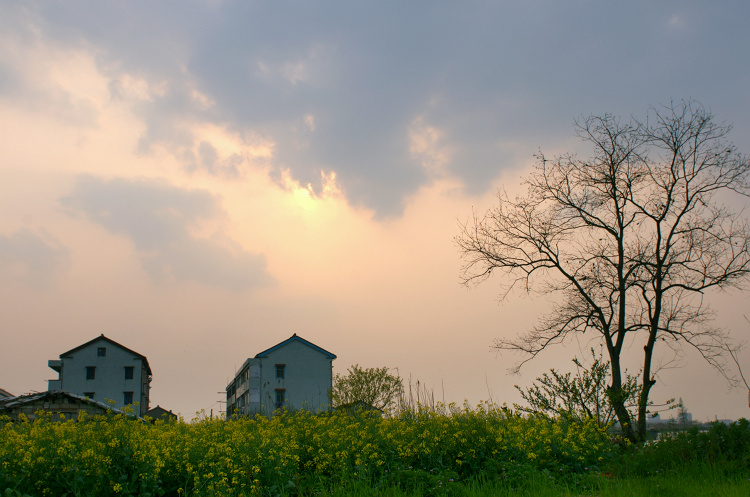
{"left": 0, "top": 391, "right": 133, "bottom": 422}
{"left": 145, "top": 405, "right": 177, "bottom": 422}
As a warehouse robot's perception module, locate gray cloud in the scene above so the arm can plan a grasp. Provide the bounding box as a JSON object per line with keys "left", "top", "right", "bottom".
{"left": 60, "top": 175, "right": 273, "bottom": 291}
{"left": 9, "top": 1, "right": 750, "bottom": 215}
{"left": 179, "top": 141, "right": 245, "bottom": 179}
{"left": 0, "top": 228, "right": 70, "bottom": 289}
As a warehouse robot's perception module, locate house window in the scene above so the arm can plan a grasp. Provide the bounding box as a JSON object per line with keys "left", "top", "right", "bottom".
{"left": 84, "top": 392, "right": 95, "bottom": 399}
{"left": 275, "top": 364, "right": 286, "bottom": 379}
{"left": 124, "top": 392, "right": 134, "bottom": 405}
{"left": 124, "top": 366, "right": 134, "bottom": 380}
{"left": 275, "top": 389, "right": 285, "bottom": 408}
{"left": 86, "top": 366, "right": 96, "bottom": 380}
{"left": 97, "top": 347, "right": 106, "bottom": 357}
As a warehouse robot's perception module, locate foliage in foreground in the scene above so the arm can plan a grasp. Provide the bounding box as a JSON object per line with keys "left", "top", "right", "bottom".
{"left": 2, "top": 408, "right": 749, "bottom": 496}
{"left": 515, "top": 348, "right": 679, "bottom": 430}
{"left": 331, "top": 364, "right": 404, "bottom": 414}
{"left": 1, "top": 405, "right": 610, "bottom": 496}
{"left": 514, "top": 348, "right": 641, "bottom": 428}
{"left": 615, "top": 417, "right": 750, "bottom": 477}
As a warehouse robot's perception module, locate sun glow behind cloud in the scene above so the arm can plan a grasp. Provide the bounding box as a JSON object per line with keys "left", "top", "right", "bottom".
{"left": 1, "top": 1, "right": 749, "bottom": 422}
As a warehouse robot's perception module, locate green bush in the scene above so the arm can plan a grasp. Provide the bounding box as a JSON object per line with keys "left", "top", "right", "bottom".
{"left": 613, "top": 418, "right": 750, "bottom": 478}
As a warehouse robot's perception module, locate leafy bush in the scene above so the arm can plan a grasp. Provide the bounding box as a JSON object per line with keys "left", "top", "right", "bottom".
{"left": 613, "top": 418, "right": 750, "bottom": 478}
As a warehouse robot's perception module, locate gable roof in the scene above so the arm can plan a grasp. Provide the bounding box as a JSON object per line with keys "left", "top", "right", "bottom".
{"left": 255, "top": 334, "right": 336, "bottom": 360}
{"left": 0, "top": 390, "right": 134, "bottom": 417}
{"left": 0, "top": 388, "right": 14, "bottom": 399}
{"left": 145, "top": 405, "right": 177, "bottom": 420}
{"left": 60, "top": 334, "right": 152, "bottom": 376}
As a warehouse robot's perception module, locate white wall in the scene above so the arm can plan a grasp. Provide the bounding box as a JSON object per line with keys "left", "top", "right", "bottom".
{"left": 56, "top": 341, "right": 147, "bottom": 414}
{"left": 259, "top": 340, "right": 332, "bottom": 413}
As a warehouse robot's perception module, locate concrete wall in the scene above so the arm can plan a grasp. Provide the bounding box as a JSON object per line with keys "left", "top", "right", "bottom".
{"left": 226, "top": 339, "right": 334, "bottom": 417}
{"left": 259, "top": 340, "right": 332, "bottom": 413}
{"left": 51, "top": 342, "right": 149, "bottom": 415}
{"left": 226, "top": 359, "right": 261, "bottom": 417}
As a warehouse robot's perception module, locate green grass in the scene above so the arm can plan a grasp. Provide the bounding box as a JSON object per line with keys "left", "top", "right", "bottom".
{"left": 297, "top": 464, "right": 750, "bottom": 497}
{"left": 272, "top": 464, "right": 750, "bottom": 497}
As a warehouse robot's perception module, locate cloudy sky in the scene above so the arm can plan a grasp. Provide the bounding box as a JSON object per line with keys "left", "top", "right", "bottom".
{"left": 2, "top": 1, "right": 750, "bottom": 421}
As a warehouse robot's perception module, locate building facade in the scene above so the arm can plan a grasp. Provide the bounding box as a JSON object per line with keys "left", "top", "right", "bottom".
{"left": 48, "top": 334, "right": 152, "bottom": 416}
{"left": 226, "top": 334, "right": 336, "bottom": 417}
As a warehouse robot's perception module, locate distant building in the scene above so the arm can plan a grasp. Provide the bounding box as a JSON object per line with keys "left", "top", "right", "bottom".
{"left": 226, "top": 334, "right": 336, "bottom": 417}
{"left": 677, "top": 411, "right": 693, "bottom": 424}
{"left": 0, "top": 390, "right": 133, "bottom": 422}
{"left": 145, "top": 405, "right": 177, "bottom": 423}
{"left": 647, "top": 412, "right": 663, "bottom": 427}
{"left": 48, "top": 334, "right": 152, "bottom": 416}
{"left": 0, "top": 388, "right": 14, "bottom": 400}
{"left": 676, "top": 401, "right": 693, "bottom": 425}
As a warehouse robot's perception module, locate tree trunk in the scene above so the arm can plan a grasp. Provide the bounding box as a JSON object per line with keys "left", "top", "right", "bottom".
{"left": 608, "top": 354, "right": 636, "bottom": 441}
{"left": 637, "top": 326, "right": 658, "bottom": 441}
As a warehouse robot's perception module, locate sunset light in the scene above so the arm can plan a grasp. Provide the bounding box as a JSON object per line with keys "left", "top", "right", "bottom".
{"left": 1, "top": 1, "right": 749, "bottom": 428}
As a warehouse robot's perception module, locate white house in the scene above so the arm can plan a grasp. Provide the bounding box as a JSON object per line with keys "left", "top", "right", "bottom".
{"left": 48, "top": 334, "right": 152, "bottom": 416}
{"left": 226, "top": 334, "right": 336, "bottom": 417}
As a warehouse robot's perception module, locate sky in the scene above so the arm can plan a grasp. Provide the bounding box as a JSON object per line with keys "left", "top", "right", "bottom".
{"left": 2, "top": 0, "right": 750, "bottom": 422}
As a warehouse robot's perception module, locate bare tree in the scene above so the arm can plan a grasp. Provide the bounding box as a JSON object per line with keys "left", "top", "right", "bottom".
{"left": 457, "top": 100, "right": 750, "bottom": 442}
{"left": 725, "top": 316, "right": 750, "bottom": 407}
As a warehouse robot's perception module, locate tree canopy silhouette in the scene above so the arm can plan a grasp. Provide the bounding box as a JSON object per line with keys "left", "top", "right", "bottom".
{"left": 457, "top": 100, "right": 750, "bottom": 441}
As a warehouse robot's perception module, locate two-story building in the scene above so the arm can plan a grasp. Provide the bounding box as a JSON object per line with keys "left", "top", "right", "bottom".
{"left": 48, "top": 334, "right": 152, "bottom": 416}
{"left": 226, "top": 334, "right": 336, "bottom": 417}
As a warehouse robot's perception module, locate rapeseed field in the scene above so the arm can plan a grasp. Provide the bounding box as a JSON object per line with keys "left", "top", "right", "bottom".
{"left": 1, "top": 403, "right": 612, "bottom": 496}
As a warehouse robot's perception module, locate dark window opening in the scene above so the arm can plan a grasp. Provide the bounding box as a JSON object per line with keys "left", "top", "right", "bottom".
{"left": 124, "top": 366, "right": 134, "bottom": 380}
{"left": 275, "top": 389, "right": 285, "bottom": 408}
{"left": 84, "top": 392, "right": 95, "bottom": 399}
{"left": 86, "top": 366, "right": 96, "bottom": 380}
{"left": 124, "top": 391, "right": 134, "bottom": 405}
{"left": 275, "top": 364, "right": 285, "bottom": 379}
{"left": 97, "top": 347, "right": 106, "bottom": 357}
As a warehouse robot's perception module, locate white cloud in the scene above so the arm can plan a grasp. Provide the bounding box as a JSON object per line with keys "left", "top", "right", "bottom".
{"left": 60, "top": 175, "right": 273, "bottom": 291}
{"left": 2, "top": 0, "right": 750, "bottom": 422}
